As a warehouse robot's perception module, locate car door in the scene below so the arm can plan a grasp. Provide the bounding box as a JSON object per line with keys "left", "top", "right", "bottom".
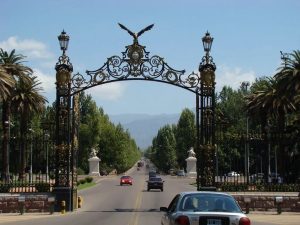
{"left": 162, "top": 194, "right": 180, "bottom": 225}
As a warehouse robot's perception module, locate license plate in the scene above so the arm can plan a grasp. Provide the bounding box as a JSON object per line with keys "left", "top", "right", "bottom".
{"left": 207, "top": 219, "right": 221, "bottom": 225}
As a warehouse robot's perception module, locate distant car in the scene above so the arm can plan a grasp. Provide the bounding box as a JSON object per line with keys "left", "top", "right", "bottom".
{"left": 160, "top": 191, "right": 250, "bottom": 225}
{"left": 168, "top": 169, "right": 176, "bottom": 175}
{"left": 147, "top": 176, "right": 164, "bottom": 191}
{"left": 120, "top": 175, "right": 133, "bottom": 186}
{"left": 100, "top": 170, "right": 108, "bottom": 176}
{"left": 250, "top": 173, "right": 264, "bottom": 183}
{"left": 227, "top": 171, "right": 240, "bottom": 177}
{"left": 149, "top": 171, "right": 156, "bottom": 178}
{"left": 177, "top": 170, "right": 185, "bottom": 177}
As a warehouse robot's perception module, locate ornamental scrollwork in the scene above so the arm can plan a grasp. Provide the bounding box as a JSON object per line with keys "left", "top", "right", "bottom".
{"left": 70, "top": 41, "right": 201, "bottom": 94}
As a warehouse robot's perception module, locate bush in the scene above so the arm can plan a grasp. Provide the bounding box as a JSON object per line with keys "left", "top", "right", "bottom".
{"left": 77, "top": 168, "right": 85, "bottom": 175}
{"left": 35, "top": 182, "right": 51, "bottom": 192}
{"left": 0, "top": 183, "right": 11, "bottom": 193}
{"left": 85, "top": 177, "right": 93, "bottom": 183}
{"left": 79, "top": 179, "right": 86, "bottom": 185}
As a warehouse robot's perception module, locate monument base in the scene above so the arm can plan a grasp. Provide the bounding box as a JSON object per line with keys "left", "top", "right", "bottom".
{"left": 89, "top": 172, "right": 100, "bottom": 176}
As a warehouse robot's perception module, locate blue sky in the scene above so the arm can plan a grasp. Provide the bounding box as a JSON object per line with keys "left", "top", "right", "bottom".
{"left": 1, "top": 0, "right": 299, "bottom": 115}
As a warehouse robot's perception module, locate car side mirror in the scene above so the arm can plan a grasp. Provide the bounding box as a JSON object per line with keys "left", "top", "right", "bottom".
{"left": 160, "top": 207, "right": 168, "bottom": 212}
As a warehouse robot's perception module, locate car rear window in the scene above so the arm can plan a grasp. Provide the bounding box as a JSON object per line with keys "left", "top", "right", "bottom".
{"left": 150, "top": 177, "right": 162, "bottom": 181}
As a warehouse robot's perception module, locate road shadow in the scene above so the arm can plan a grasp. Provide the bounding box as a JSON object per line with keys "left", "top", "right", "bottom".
{"left": 83, "top": 208, "right": 161, "bottom": 213}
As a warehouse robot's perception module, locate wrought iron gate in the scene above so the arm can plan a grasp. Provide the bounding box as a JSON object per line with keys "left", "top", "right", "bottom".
{"left": 54, "top": 25, "right": 217, "bottom": 210}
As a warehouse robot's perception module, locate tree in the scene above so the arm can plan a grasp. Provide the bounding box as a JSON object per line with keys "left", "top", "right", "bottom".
{"left": 0, "top": 49, "right": 32, "bottom": 181}
{"left": 175, "top": 108, "right": 195, "bottom": 170}
{"left": 0, "top": 66, "right": 15, "bottom": 101}
{"left": 153, "top": 125, "right": 177, "bottom": 173}
{"left": 11, "top": 76, "right": 47, "bottom": 178}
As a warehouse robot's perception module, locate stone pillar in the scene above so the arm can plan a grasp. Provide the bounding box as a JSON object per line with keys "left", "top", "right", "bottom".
{"left": 88, "top": 148, "right": 100, "bottom": 176}
{"left": 88, "top": 156, "right": 100, "bottom": 176}
{"left": 185, "top": 148, "right": 197, "bottom": 177}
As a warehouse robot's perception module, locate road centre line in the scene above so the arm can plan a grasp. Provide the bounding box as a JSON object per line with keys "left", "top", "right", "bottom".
{"left": 128, "top": 177, "right": 145, "bottom": 225}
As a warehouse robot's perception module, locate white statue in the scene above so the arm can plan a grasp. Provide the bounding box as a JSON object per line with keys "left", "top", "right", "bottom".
{"left": 187, "top": 147, "right": 196, "bottom": 158}
{"left": 90, "top": 148, "right": 98, "bottom": 158}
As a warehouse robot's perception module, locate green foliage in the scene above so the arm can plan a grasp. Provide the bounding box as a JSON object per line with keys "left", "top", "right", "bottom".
{"left": 35, "top": 182, "right": 50, "bottom": 192}
{"left": 78, "top": 92, "right": 140, "bottom": 174}
{"left": 175, "top": 108, "right": 196, "bottom": 169}
{"left": 151, "top": 125, "right": 177, "bottom": 173}
{"left": 79, "top": 179, "right": 86, "bottom": 185}
{"left": 0, "top": 183, "right": 11, "bottom": 193}
{"left": 77, "top": 167, "right": 86, "bottom": 175}
{"left": 85, "top": 176, "right": 93, "bottom": 183}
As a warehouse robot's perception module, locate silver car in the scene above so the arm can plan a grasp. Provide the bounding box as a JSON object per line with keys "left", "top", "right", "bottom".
{"left": 160, "top": 191, "right": 250, "bottom": 225}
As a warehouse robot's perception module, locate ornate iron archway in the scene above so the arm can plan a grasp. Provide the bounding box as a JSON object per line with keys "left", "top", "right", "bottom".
{"left": 54, "top": 24, "right": 216, "bottom": 211}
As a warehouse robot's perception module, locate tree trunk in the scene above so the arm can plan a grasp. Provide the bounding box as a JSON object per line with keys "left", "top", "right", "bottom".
{"left": 18, "top": 115, "right": 28, "bottom": 180}
{"left": 1, "top": 101, "right": 11, "bottom": 182}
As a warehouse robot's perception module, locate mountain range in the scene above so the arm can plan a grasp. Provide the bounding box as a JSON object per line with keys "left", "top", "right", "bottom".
{"left": 109, "top": 113, "right": 180, "bottom": 149}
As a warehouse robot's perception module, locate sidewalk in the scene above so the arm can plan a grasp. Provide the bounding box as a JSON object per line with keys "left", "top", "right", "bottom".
{"left": 0, "top": 212, "right": 60, "bottom": 224}
{"left": 247, "top": 211, "right": 300, "bottom": 225}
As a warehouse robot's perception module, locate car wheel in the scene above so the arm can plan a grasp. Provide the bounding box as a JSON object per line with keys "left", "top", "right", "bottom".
{"left": 120, "top": 183, "right": 122, "bottom": 186}
{"left": 147, "top": 188, "right": 150, "bottom": 191}
{"left": 161, "top": 188, "right": 163, "bottom": 192}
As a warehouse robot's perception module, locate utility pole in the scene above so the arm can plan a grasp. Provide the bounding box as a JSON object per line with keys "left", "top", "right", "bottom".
{"left": 241, "top": 81, "right": 250, "bottom": 183}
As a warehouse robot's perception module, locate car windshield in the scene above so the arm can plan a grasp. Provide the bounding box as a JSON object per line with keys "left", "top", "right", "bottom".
{"left": 179, "top": 194, "right": 242, "bottom": 213}
{"left": 121, "top": 176, "right": 131, "bottom": 179}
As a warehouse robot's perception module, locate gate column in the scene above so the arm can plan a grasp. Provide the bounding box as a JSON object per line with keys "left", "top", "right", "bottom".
{"left": 196, "top": 32, "right": 216, "bottom": 190}
{"left": 53, "top": 30, "right": 75, "bottom": 211}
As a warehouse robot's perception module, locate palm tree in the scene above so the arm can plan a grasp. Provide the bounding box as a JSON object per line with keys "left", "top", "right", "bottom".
{"left": 12, "top": 76, "right": 47, "bottom": 179}
{"left": 246, "top": 77, "right": 296, "bottom": 178}
{"left": 0, "top": 65, "right": 15, "bottom": 101}
{"left": 275, "top": 50, "right": 300, "bottom": 99}
{"left": 0, "top": 49, "right": 32, "bottom": 181}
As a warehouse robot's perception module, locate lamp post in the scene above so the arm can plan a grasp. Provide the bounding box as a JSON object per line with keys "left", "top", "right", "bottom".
{"left": 45, "top": 132, "right": 50, "bottom": 181}
{"left": 241, "top": 81, "right": 250, "bottom": 183}
{"left": 197, "top": 31, "right": 216, "bottom": 190}
{"left": 3, "top": 120, "right": 11, "bottom": 181}
{"left": 265, "top": 122, "right": 272, "bottom": 183}
{"left": 28, "top": 128, "right": 34, "bottom": 183}
{"left": 54, "top": 30, "right": 74, "bottom": 211}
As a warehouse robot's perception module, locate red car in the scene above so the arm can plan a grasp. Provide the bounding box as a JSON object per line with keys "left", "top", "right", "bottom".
{"left": 120, "top": 175, "right": 133, "bottom": 186}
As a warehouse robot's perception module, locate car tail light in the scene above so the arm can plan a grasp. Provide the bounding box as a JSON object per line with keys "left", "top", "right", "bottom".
{"left": 175, "top": 215, "right": 190, "bottom": 225}
{"left": 239, "top": 217, "right": 251, "bottom": 225}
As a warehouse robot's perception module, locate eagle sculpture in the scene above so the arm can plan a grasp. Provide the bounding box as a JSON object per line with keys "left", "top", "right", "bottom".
{"left": 118, "top": 23, "right": 154, "bottom": 43}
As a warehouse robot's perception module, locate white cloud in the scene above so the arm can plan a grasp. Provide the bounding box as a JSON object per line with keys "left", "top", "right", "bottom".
{"left": 0, "top": 36, "right": 54, "bottom": 60}
{"left": 85, "top": 82, "right": 126, "bottom": 101}
{"left": 216, "top": 65, "right": 257, "bottom": 91}
{"left": 33, "top": 68, "right": 55, "bottom": 93}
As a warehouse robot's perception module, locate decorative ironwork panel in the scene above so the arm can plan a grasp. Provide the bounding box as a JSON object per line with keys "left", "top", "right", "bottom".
{"left": 70, "top": 41, "right": 200, "bottom": 95}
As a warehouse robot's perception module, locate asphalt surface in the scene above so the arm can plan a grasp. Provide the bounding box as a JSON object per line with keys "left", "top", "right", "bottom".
{"left": 0, "top": 166, "right": 299, "bottom": 225}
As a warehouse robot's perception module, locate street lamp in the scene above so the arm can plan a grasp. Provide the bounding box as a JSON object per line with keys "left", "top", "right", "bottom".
{"left": 58, "top": 30, "right": 70, "bottom": 55}
{"left": 3, "top": 120, "right": 11, "bottom": 181}
{"left": 241, "top": 81, "right": 250, "bottom": 183}
{"left": 197, "top": 31, "right": 216, "bottom": 189}
{"left": 202, "top": 32, "right": 213, "bottom": 55}
{"left": 45, "top": 132, "right": 50, "bottom": 181}
{"left": 265, "top": 122, "right": 272, "bottom": 183}
{"left": 28, "top": 128, "right": 34, "bottom": 183}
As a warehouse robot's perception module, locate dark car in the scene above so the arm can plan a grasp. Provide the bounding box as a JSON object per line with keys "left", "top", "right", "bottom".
{"left": 147, "top": 176, "right": 164, "bottom": 191}
{"left": 148, "top": 171, "right": 156, "bottom": 178}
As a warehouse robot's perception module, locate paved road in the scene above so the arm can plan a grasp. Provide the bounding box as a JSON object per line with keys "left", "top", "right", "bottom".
{"left": 0, "top": 166, "right": 299, "bottom": 225}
